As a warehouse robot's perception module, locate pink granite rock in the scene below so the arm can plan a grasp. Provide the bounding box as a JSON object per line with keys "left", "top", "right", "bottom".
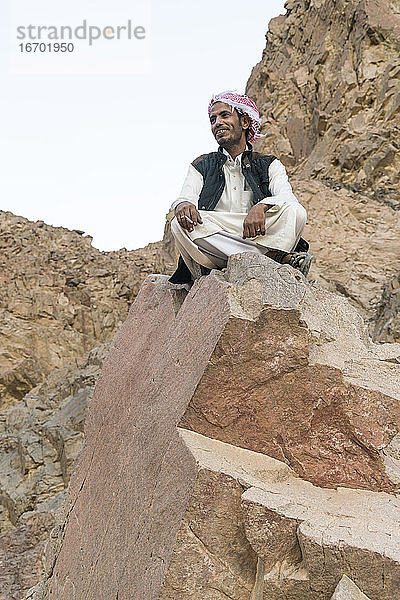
{"left": 34, "top": 256, "right": 400, "bottom": 599}
{"left": 180, "top": 254, "right": 400, "bottom": 491}
{"left": 43, "top": 275, "right": 233, "bottom": 600}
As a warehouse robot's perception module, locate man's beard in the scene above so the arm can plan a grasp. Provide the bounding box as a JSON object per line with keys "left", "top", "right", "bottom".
{"left": 217, "top": 131, "right": 242, "bottom": 148}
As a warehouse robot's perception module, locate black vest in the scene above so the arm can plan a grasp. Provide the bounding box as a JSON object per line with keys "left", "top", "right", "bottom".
{"left": 192, "top": 146, "right": 276, "bottom": 211}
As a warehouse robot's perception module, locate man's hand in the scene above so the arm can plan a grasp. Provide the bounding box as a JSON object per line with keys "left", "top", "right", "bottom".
{"left": 175, "top": 201, "right": 203, "bottom": 233}
{"left": 243, "top": 203, "right": 272, "bottom": 239}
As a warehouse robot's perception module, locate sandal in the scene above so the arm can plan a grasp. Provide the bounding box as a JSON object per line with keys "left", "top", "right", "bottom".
{"left": 287, "top": 252, "right": 313, "bottom": 277}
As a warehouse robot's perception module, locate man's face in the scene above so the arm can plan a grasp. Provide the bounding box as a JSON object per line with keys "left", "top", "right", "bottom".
{"left": 209, "top": 102, "right": 249, "bottom": 147}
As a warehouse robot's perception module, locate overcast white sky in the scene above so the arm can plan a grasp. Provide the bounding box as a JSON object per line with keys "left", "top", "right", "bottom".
{"left": 0, "top": 0, "right": 286, "bottom": 251}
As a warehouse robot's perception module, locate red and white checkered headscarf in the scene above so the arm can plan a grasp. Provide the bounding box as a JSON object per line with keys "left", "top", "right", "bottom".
{"left": 208, "top": 91, "right": 264, "bottom": 143}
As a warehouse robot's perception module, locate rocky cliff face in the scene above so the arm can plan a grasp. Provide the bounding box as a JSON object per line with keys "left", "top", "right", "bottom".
{"left": 247, "top": 0, "right": 400, "bottom": 194}
{"left": 0, "top": 210, "right": 165, "bottom": 408}
{"left": 29, "top": 255, "right": 400, "bottom": 600}
{"left": 246, "top": 0, "right": 400, "bottom": 340}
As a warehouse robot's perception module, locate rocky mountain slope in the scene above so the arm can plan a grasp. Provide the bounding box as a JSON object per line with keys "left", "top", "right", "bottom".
{"left": 0, "top": 210, "right": 166, "bottom": 408}
{"left": 246, "top": 0, "right": 400, "bottom": 341}
{"left": 247, "top": 0, "right": 400, "bottom": 194}
{"left": 0, "top": 209, "right": 167, "bottom": 599}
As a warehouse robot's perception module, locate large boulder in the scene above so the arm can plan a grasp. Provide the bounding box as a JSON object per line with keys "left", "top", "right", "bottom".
{"left": 30, "top": 255, "right": 400, "bottom": 599}
{"left": 180, "top": 255, "right": 400, "bottom": 491}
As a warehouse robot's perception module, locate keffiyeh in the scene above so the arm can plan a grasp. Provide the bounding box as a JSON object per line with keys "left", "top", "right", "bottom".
{"left": 208, "top": 90, "right": 264, "bottom": 143}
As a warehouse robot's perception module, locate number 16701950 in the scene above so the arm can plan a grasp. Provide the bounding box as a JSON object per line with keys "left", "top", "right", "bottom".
{"left": 19, "top": 42, "right": 75, "bottom": 52}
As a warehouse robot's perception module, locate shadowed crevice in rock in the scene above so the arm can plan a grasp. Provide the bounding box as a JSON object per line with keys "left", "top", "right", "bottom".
{"left": 373, "top": 270, "right": 400, "bottom": 343}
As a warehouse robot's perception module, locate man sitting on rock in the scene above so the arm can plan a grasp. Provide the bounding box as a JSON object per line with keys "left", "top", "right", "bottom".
{"left": 169, "top": 90, "right": 311, "bottom": 283}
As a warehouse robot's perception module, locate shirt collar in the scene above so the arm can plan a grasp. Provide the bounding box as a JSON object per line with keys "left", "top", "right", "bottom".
{"left": 222, "top": 147, "right": 246, "bottom": 166}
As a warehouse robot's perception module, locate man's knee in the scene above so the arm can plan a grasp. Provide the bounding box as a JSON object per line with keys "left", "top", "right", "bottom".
{"left": 170, "top": 216, "right": 180, "bottom": 238}
{"left": 295, "top": 204, "right": 307, "bottom": 228}
{"left": 281, "top": 203, "right": 307, "bottom": 228}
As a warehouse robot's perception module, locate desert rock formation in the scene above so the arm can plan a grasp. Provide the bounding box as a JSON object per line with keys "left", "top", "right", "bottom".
{"left": 0, "top": 209, "right": 163, "bottom": 599}
{"left": 245, "top": 0, "right": 400, "bottom": 340}
{"left": 0, "top": 210, "right": 163, "bottom": 408}
{"left": 3, "top": 0, "right": 400, "bottom": 596}
{"left": 29, "top": 254, "right": 400, "bottom": 600}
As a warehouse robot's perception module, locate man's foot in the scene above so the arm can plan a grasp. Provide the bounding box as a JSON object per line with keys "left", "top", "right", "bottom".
{"left": 265, "top": 249, "right": 313, "bottom": 277}
{"left": 285, "top": 252, "right": 313, "bottom": 277}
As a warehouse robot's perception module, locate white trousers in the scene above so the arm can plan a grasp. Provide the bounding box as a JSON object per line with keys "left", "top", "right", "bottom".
{"left": 171, "top": 203, "right": 307, "bottom": 271}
